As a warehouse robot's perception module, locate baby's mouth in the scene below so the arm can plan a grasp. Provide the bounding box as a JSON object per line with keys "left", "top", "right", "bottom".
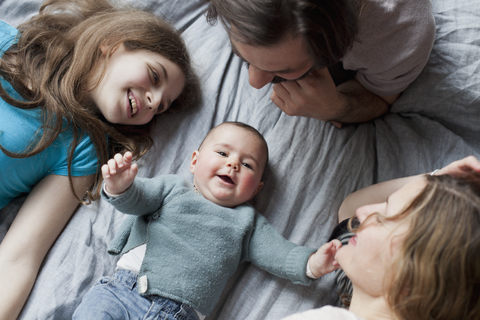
{"left": 218, "top": 175, "right": 234, "bottom": 185}
{"left": 128, "top": 92, "right": 138, "bottom": 116}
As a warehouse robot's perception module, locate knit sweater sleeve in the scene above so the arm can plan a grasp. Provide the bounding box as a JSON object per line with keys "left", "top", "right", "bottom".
{"left": 245, "top": 212, "right": 317, "bottom": 285}
{"left": 102, "top": 175, "right": 188, "bottom": 216}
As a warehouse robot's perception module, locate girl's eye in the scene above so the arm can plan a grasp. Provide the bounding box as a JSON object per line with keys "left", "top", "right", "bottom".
{"left": 151, "top": 69, "right": 159, "bottom": 85}
{"left": 155, "top": 103, "right": 165, "bottom": 114}
{"left": 242, "top": 163, "right": 253, "bottom": 169}
{"left": 243, "top": 61, "right": 250, "bottom": 70}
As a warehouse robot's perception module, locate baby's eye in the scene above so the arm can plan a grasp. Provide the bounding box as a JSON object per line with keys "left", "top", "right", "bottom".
{"left": 217, "top": 151, "right": 227, "bottom": 157}
{"left": 242, "top": 163, "right": 253, "bottom": 169}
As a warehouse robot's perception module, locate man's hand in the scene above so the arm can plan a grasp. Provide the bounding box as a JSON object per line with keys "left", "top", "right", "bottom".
{"left": 270, "top": 68, "right": 395, "bottom": 128}
{"left": 101, "top": 152, "right": 138, "bottom": 195}
{"left": 271, "top": 68, "right": 344, "bottom": 124}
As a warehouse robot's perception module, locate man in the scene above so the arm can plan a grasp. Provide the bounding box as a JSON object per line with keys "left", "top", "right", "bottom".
{"left": 206, "top": 0, "right": 435, "bottom": 127}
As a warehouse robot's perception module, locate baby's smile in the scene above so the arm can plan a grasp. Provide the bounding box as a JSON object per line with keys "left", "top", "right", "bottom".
{"left": 217, "top": 175, "right": 234, "bottom": 185}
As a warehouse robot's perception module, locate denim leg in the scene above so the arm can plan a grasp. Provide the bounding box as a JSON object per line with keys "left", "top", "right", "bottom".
{"left": 73, "top": 270, "right": 201, "bottom": 320}
{"left": 73, "top": 270, "right": 152, "bottom": 320}
{"left": 145, "top": 296, "right": 200, "bottom": 320}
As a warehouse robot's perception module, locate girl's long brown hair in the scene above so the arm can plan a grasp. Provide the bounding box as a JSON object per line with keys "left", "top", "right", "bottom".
{"left": 0, "top": 0, "right": 200, "bottom": 202}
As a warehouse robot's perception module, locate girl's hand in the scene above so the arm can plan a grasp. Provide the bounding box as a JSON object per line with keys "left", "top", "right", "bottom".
{"left": 435, "top": 155, "right": 480, "bottom": 180}
{"left": 101, "top": 152, "right": 138, "bottom": 195}
{"left": 308, "top": 240, "right": 342, "bottom": 278}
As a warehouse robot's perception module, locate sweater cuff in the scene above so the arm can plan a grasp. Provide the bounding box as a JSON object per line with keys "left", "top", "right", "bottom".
{"left": 285, "top": 246, "right": 317, "bottom": 285}
{"left": 102, "top": 183, "right": 122, "bottom": 198}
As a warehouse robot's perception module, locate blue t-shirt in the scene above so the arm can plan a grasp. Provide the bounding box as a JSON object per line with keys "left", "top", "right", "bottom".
{"left": 0, "top": 21, "right": 98, "bottom": 209}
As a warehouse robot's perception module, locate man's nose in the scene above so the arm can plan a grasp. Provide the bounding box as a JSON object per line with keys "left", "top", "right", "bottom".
{"left": 248, "top": 65, "right": 274, "bottom": 89}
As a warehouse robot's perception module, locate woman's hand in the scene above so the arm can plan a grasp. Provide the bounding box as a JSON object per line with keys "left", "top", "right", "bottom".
{"left": 101, "top": 152, "right": 138, "bottom": 195}
{"left": 435, "top": 155, "right": 480, "bottom": 180}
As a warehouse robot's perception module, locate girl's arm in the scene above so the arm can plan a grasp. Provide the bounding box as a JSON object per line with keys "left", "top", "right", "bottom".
{"left": 0, "top": 174, "right": 94, "bottom": 320}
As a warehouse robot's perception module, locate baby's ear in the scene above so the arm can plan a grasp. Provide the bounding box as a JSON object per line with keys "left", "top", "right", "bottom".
{"left": 249, "top": 181, "right": 264, "bottom": 200}
{"left": 190, "top": 150, "right": 199, "bottom": 175}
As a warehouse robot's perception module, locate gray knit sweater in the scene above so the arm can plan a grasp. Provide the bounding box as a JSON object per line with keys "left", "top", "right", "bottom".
{"left": 105, "top": 174, "right": 316, "bottom": 316}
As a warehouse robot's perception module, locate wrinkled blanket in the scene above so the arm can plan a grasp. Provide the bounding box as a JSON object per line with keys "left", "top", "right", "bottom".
{"left": 1, "top": 0, "right": 479, "bottom": 319}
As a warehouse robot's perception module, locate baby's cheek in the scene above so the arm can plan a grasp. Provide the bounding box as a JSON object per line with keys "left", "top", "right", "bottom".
{"left": 244, "top": 175, "right": 261, "bottom": 195}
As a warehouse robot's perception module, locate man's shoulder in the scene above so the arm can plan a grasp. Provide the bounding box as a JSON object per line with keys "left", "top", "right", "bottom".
{"left": 342, "top": 0, "right": 435, "bottom": 95}
{"left": 357, "top": 0, "right": 434, "bottom": 40}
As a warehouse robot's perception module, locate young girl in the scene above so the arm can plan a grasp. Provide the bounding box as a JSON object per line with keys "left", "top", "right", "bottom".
{"left": 0, "top": 0, "right": 200, "bottom": 318}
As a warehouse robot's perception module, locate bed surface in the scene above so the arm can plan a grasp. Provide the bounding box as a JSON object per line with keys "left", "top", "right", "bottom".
{"left": 1, "top": 0, "right": 479, "bottom": 319}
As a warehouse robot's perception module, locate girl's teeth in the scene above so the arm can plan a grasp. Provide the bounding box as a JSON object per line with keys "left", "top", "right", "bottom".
{"left": 129, "top": 94, "right": 138, "bottom": 115}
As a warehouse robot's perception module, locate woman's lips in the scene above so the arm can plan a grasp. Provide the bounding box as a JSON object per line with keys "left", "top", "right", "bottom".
{"left": 348, "top": 235, "right": 357, "bottom": 246}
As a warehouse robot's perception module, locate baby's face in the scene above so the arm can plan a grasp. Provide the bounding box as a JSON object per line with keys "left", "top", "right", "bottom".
{"left": 190, "top": 124, "right": 267, "bottom": 208}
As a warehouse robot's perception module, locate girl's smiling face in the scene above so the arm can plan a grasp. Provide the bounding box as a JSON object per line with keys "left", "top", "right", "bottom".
{"left": 89, "top": 43, "right": 186, "bottom": 125}
{"left": 335, "top": 178, "right": 427, "bottom": 297}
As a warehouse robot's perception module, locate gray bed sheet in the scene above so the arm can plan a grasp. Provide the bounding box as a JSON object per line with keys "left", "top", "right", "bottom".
{"left": 0, "top": 0, "right": 479, "bottom": 319}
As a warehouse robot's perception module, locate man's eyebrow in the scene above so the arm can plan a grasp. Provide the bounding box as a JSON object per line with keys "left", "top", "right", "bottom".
{"left": 230, "top": 41, "right": 305, "bottom": 75}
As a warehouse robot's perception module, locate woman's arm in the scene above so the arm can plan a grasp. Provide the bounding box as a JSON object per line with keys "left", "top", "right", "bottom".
{"left": 0, "top": 174, "right": 94, "bottom": 319}
{"left": 337, "top": 174, "right": 423, "bottom": 223}
{"left": 338, "top": 156, "right": 480, "bottom": 222}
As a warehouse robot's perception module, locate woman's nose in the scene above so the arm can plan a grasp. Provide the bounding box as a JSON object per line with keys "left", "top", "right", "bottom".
{"left": 248, "top": 65, "right": 274, "bottom": 89}
{"left": 355, "top": 204, "right": 374, "bottom": 223}
{"left": 355, "top": 203, "right": 383, "bottom": 223}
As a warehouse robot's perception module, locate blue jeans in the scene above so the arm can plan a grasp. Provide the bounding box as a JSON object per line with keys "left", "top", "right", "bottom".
{"left": 73, "top": 270, "right": 200, "bottom": 320}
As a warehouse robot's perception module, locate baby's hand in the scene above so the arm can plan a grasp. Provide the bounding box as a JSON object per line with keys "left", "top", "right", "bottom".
{"left": 308, "top": 240, "right": 342, "bottom": 278}
{"left": 101, "top": 152, "right": 138, "bottom": 195}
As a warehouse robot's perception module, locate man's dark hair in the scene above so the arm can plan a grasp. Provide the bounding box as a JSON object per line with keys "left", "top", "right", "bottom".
{"left": 206, "top": 0, "right": 362, "bottom": 67}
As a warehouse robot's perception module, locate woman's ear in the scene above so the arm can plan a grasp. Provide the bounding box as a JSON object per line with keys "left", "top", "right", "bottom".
{"left": 100, "top": 42, "right": 109, "bottom": 57}
{"left": 100, "top": 42, "right": 120, "bottom": 57}
{"left": 190, "top": 150, "right": 199, "bottom": 175}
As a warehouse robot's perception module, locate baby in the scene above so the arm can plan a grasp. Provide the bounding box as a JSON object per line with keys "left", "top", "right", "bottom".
{"left": 74, "top": 122, "right": 341, "bottom": 320}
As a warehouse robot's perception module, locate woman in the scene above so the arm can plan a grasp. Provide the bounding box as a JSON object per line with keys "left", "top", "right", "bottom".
{"left": 283, "top": 156, "right": 480, "bottom": 320}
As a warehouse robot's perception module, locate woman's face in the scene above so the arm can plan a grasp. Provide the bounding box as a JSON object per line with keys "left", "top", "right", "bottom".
{"left": 335, "top": 178, "right": 427, "bottom": 297}
{"left": 89, "top": 43, "right": 185, "bottom": 125}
